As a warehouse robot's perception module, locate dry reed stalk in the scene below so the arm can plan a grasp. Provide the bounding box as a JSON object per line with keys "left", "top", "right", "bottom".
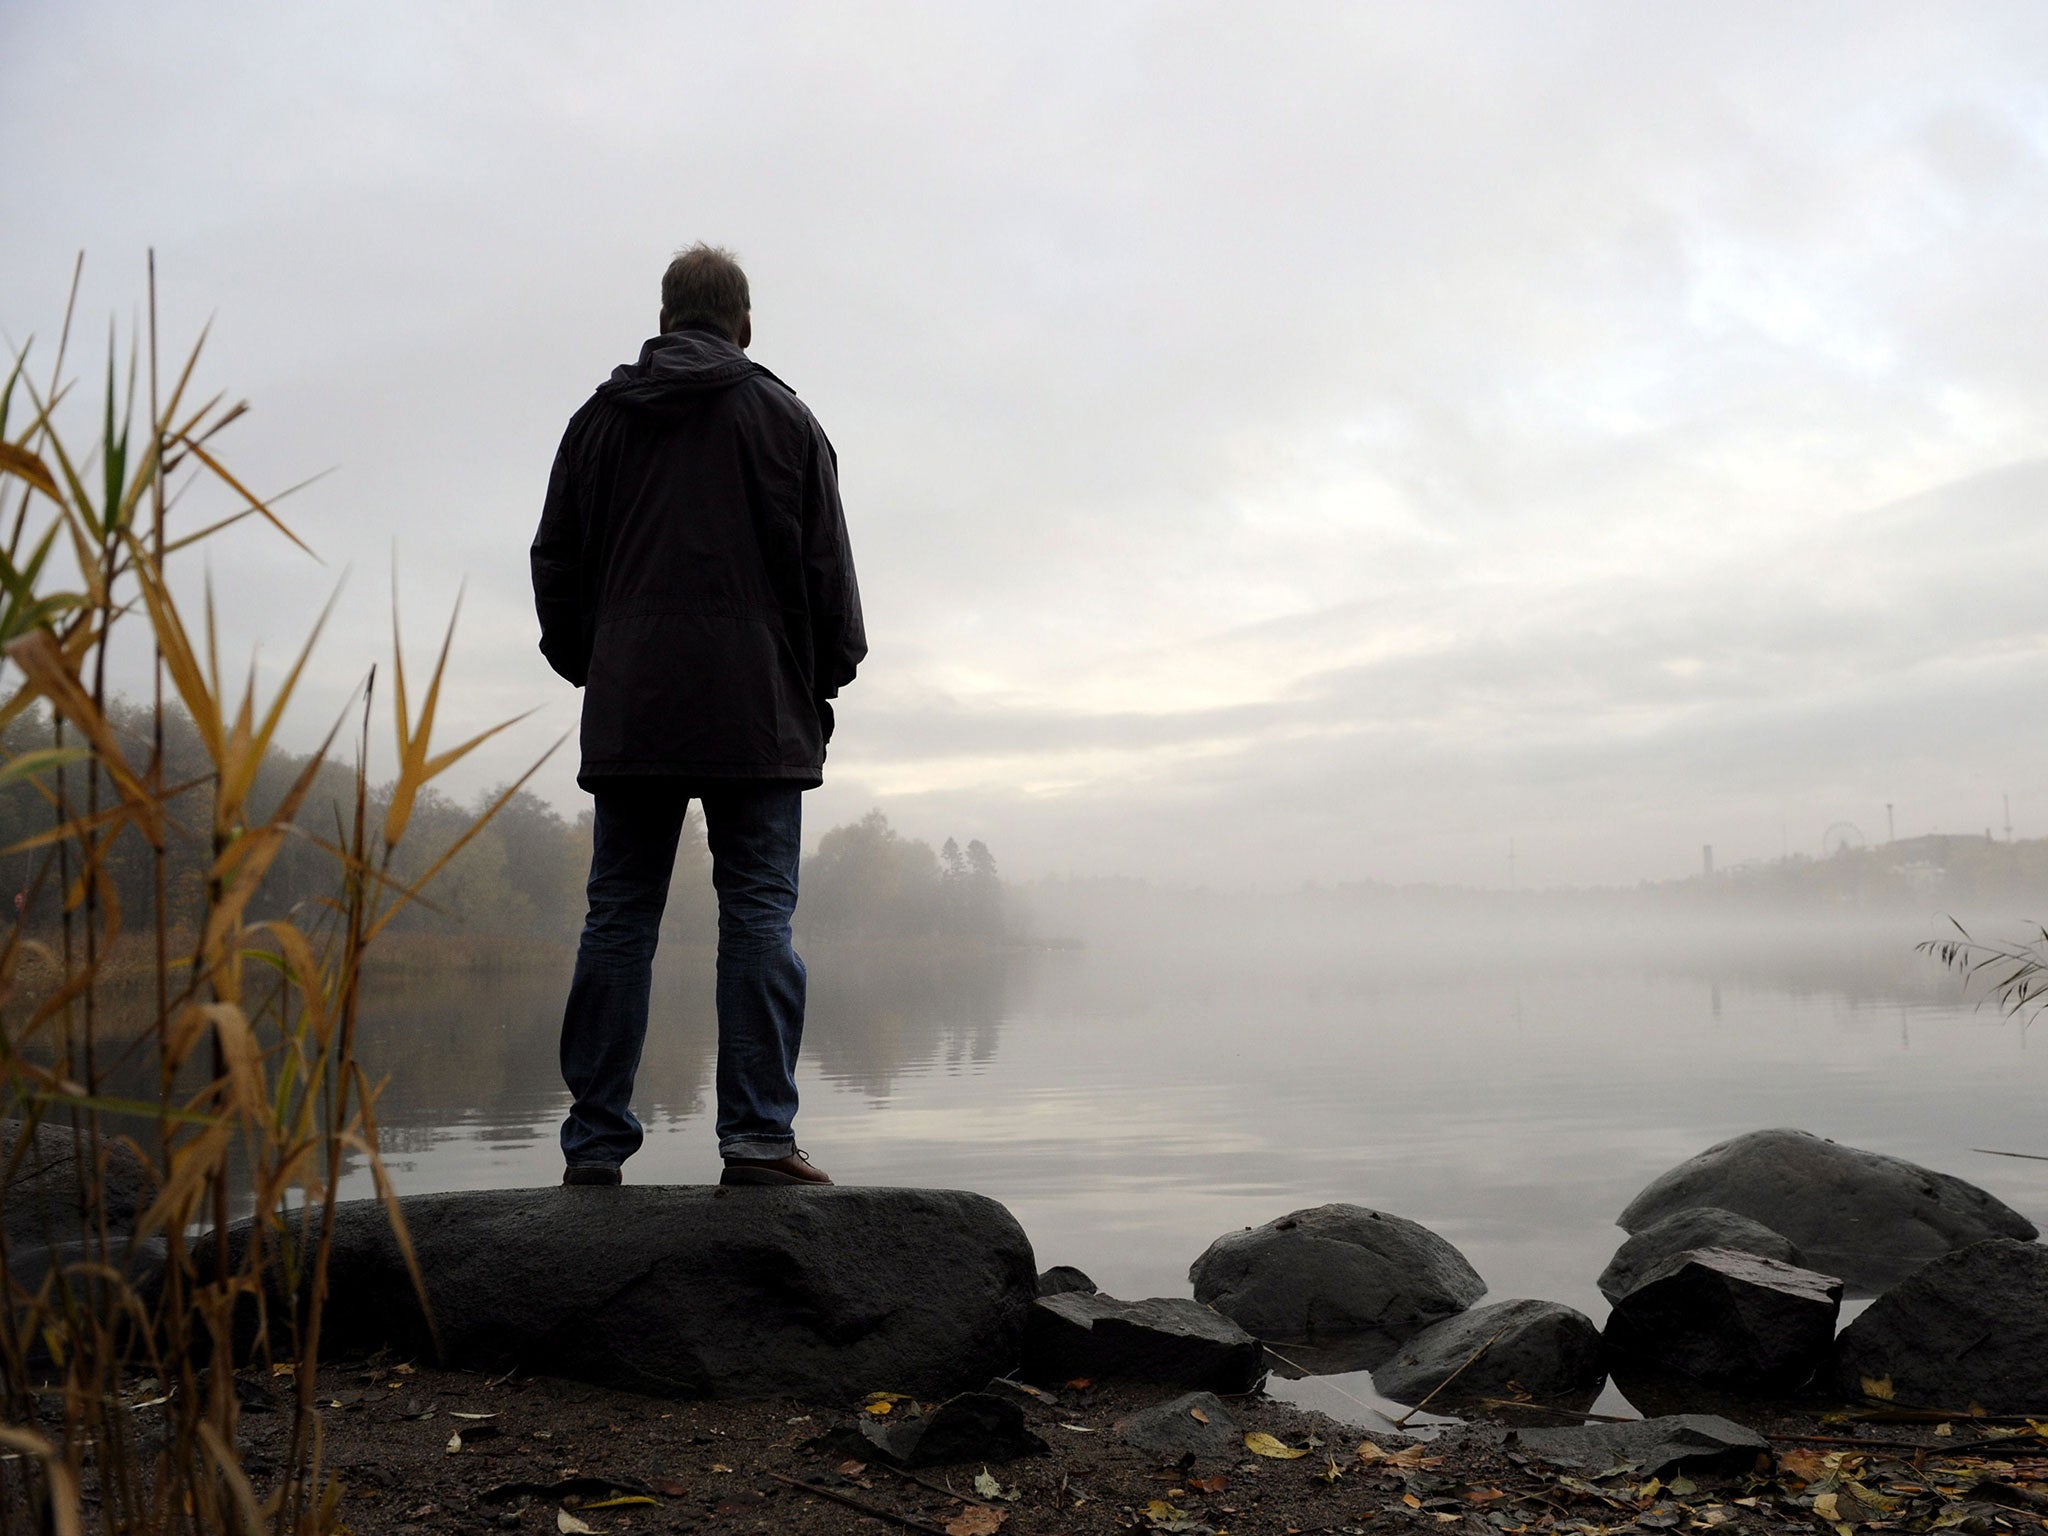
{"left": 0, "top": 258, "right": 549, "bottom": 1535}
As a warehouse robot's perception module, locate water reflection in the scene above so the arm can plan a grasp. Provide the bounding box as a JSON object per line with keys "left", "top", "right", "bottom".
{"left": 330, "top": 919, "right": 2048, "bottom": 1425}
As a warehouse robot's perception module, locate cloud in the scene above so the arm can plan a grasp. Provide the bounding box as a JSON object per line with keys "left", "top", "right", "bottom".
{"left": 6, "top": 2, "right": 2048, "bottom": 886}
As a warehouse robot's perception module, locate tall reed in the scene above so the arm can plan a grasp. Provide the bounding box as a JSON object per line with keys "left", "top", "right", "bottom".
{"left": 0, "top": 261, "right": 547, "bottom": 1534}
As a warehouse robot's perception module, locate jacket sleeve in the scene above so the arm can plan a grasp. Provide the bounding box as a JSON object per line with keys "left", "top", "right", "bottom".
{"left": 531, "top": 412, "right": 595, "bottom": 687}
{"left": 801, "top": 418, "right": 866, "bottom": 706}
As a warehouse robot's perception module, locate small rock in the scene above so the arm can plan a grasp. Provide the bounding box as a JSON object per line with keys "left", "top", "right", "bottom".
{"left": 1618, "top": 1129, "right": 2035, "bottom": 1293}
{"left": 1515, "top": 1413, "right": 1771, "bottom": 1478}
{"left": 1037, "top": 1265, "right": 1097, "bottom": 1297}
{"left": 1373, "top": 1298, "right": 1604, "bottom": 1411}
{"left": 1188, "top": 1204, "right": 1485, "bottom": 1340}
{"left": 1115, "top": 1391, "right": 1241, "bottom": 1464}
{"left": 1834, "top": 1238, "right": 2048, "bottom": 1411}
{"left": 857, "top": 1391, "right": 1048, "bottom": 1468}
{"left": 1022, "top": 1293, "right": 1264, "bottom": 1393}
{"left": 1598, "top": 1206, "right": 1802, "bottom": 1303}
{"left": 1603, "top": 1247, "right": 1841, "bottom": 1391}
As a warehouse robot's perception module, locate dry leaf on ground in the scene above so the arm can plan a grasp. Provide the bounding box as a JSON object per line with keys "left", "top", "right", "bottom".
{"left": 1245, "top": 1431, "right": 1310, "bottom": 1459}
{"left": 944, "top": 1506, "right": 1006, "bottom": 1536}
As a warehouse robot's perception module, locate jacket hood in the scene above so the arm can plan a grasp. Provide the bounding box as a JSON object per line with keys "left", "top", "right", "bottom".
{"left": 596, "top": 328, "right": 761, "bottom": 411}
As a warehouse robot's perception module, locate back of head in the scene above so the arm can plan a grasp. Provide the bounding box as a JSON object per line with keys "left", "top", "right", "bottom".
{"left": 660, "top": 244, "right": 750, "bottom": 342}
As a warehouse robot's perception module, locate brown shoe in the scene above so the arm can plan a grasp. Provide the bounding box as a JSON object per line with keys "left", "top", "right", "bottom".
{"left": 720, "top": 1149, "right": 832, "bottom": 1187}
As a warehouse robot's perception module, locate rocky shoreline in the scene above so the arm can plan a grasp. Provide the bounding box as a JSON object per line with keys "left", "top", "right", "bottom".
{"left": 10, "top": 1122, "right": 2048, "bottom": 1532}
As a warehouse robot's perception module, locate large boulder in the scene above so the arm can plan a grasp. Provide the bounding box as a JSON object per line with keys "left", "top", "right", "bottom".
{"left": 1603, "top": 1247, "right": 1841, "bottom": 1392}
{"left": 1022, "top": 1293, "right": 1263, "bottom": 1393}
{"left": 1598, "top": 1206, "right": 1802, "bottom": 1303}
{"left": 1188, "top": 1205, "right": 1485, "bottom": 1341}
{"left": 1833, "top": 1238, "right": 2048, "bottom": 1412}
{"left": 3, "top": 1118, "right": 152, "bottom": 1247}
{"left": 1619, "top": 1130, "right": 2036, "bottom": 1293}
{"left": 1515, "top": 1414, "right": 1771, "bottom": 1478}
{"left": 246, "top": 1185, "right": 1035, "bottom": 1400}
{"left": 1372, "top": 1298, "right": 1604, "bottom": 1412}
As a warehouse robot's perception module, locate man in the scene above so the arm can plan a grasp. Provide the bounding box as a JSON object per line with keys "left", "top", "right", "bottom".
{"left": 531, "top": 244, "right": 864, "bottom": 1189}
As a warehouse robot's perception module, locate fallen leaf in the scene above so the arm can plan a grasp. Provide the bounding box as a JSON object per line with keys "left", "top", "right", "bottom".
{"left": 1065, "top": 1378, "right": 1094, "bottom": 1390}
{"left": 581, "top": 1496, "right": 657, "bottom": 1509}
{"left": 1190, "top": 1407, "right": 1210, "bottom": 1424}
{"left": 1314, "top": 1456, "right": 1345, "bottom": 1484}
{"left": 1187, "top": 1475, "right": 1228, "bottom": 1493}
{"left": 446, "top": 1432, "right": 462, "bottom": 1454}
{"left": 1357, "top": 1441, "right": 1440, "bottom": 1470}
{"left": 557, "top": 1514, "right": 595, "bottom": 1535}
{"left": 1466, "top": 1488, "right": 1507, "bottom": 1503}
{"left": 1403, "top": 1493, "right": 1423, "bottom": 1510}
{"left": 974, "top": 1470, "right": 1021, "bottom": 1502}
{"left": 452, "top": 1411, "right": 497, "bottom": 1421}
{"left": 838, "top": 1461, "right": 867, "bottom": 1477}
{"left": 1860, "top": 1375, "right": 1895, "bottom": 1401}
{"left": 944, "top": 1506, "right": 1006, "bottom": 1536}
{"left": 866, "top": 1400, "right": 894, "bottom": 1416}
{"left": 1935, "top": 1422, "right": 1954, "bottom": 1437}
{"left": 1058, "top": 1423, "right": 1098, "bottom": 1433}
{"left": 1246, "top": 1432, "right": 1309, "bottom": 1460}
{"left": 1666, "top": 1475, "right": 1697, "bottom": 1497}
{"left": 1814, "top": 1492, "right": 1840, "bottom": 1520}
{"left": 710, "top": 1463, "right": 732, "bottom": 1473}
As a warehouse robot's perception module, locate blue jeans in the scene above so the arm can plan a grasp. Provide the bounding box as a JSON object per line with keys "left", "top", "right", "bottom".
{"left": 559, "top": 781, "right": 807, "bottom": 1168}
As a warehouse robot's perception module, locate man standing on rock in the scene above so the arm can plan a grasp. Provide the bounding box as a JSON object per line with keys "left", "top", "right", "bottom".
{"left": 531, "top": 244, "right": 865, "bottom": 1189}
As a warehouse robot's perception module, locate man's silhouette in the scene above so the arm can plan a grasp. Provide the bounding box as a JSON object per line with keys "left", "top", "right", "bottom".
{"left": 531, "top": 244, "right": 865, "bottom": 1187}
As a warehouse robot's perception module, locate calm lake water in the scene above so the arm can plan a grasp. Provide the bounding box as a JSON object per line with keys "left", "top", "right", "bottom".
{"left": 342, "top": 908, "right": 2048, "bottom": 1427}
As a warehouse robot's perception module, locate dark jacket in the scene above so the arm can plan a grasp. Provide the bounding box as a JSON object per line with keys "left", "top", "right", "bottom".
{"left": 531, "top": 327, "right": 865, "bottom": 789}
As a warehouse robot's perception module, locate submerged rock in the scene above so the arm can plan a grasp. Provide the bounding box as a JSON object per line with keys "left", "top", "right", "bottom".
{"left": 242, "top": 1185, "right": 1036, "bottom": 1400}
{"left": 1834, "top": 1238, "right": 2048, "bottom": 1412}
{"left": 1188, "top": 1204, "right": 1485, "bottom": 1340}
{"left": 1603, "top": 1247, "right": 1841, "bottom": 1392}
{"left": 1515, "top": 1413, "right": 1772, "bottom": 1478}
{"left": 1115, "top": 1391, "right": 1241, "bottom": 1464}
{"left": 1599, "top": 1206, "right": 1802, "bottom": 1303}
{"left": 1372, "top": 1298, "right": 1604, "bottom": 1413}
{"left": 1618, "top": 1129, "right": 2035, "bottom": 1293}
{"left": 1022, "top": 1293, "right": 1264, "bottom": 1393}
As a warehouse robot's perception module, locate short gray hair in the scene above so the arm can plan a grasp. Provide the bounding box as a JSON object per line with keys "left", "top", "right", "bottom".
{"left": 660, "top": 244, "right": 750, "bottom": 339}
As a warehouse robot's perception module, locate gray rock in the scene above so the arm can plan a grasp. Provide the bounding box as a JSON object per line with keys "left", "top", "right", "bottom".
{"left": 1022, "top": 1293, "right": 1263, "bottom": 1393}
{"left": 1515, "top": 1413, "right": 1771, "bottom": 1478}
{"left": 1188, "top": 1204, "right": 1485, "bottom": 1341}
{"left": 1603, "top": 1247, "right": 1841, "bottom": 1391}
{"left": 1116, "top": 1391, "right": 1241, "bottom": 1464}
{"left": 1373, "top": 1298, "right": 1604, "bottom": 1411}
{"left": 241, "top": 1185, "right": 1035, "bottom": 1400}
{"left": 1599, "top": 1206, "right": 1802, "bottom": 1303}
{"left": 1619, "top": 1130, "right": 2036, "bottom": 1293}
{"left": 1834, "top": 1238, "right": 2048, "bottom": 1412}
{"left": 1038, "top": 1265, "right": 1097, "bottom": 1297}
{"left": 3, "top": 1118, "right": 151, "bottom": 1246}
{"left": 856, "top": 1391, "right": 1048, "bottom": 1467}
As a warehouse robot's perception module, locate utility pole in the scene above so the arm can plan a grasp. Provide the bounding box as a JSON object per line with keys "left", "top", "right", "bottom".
{"left": 2004, "top": 793, "right": 2013, "bottom": 842}
{"left": 1886, "top": 803, "right": 1895, "bottom": 844}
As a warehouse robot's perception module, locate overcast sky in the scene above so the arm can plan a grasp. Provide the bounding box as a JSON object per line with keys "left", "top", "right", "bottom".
{"left": 6, "top": 2, "right": 2048, "bottom": 888}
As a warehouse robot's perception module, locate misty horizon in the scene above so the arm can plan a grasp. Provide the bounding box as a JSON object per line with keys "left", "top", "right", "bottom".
{"left": 8, "top": 4, "right": 2048, "bottom": 891}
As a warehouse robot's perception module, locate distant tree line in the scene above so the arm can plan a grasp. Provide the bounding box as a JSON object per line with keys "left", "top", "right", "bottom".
{"left": 0, "top": 704, "right": 1010, "bottom": 949}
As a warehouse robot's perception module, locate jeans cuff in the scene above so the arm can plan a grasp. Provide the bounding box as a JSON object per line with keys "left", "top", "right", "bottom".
{"left": 720, "top": 1137, "right": 796, "bottom": 1161}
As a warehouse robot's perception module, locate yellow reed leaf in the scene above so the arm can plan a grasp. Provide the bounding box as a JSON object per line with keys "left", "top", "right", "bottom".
{"left": 0, "top": 439, "right": 62, "bottom": 502}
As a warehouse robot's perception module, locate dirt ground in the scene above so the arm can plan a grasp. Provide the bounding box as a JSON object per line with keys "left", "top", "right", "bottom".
{"left": 215, "top": 1359, "right": 2048, "bottom": 1536}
